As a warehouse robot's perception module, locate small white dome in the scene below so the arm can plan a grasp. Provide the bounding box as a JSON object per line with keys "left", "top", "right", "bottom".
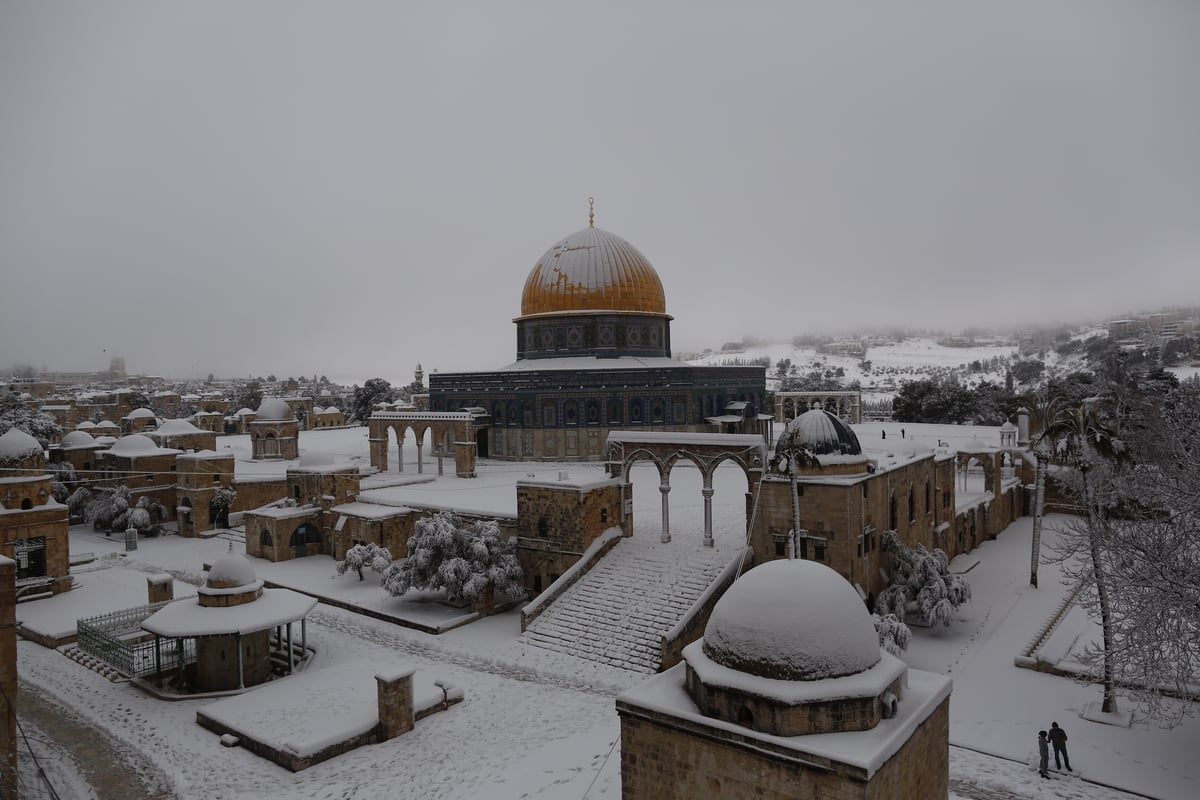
{"left": 94, "top": 435, "right": 118, "bottom": 445}
{"left": 61, "top": 430, "right": 98, "bottom": 448}
{"left": 127, "top": 407, "right": 157, "bottom": 419}
{"left": 256, "top": 398, "right": 295, "bottom": 421}
{"left": 206, "top": 553, "right": 257, "bottom": 589}
{"left": 323, "top": 406, "right": 340, "bottom": 415}
{"left": 76, "top": 421, "right": 97, "bottom": 429}
{"left": 236, "top": 407, "right": 256, "bottom": 416}
{"left": 106, "top": 434, "right": 164, "bottom": 457}
{"left": 93, "top": 420, "right": 119, "bottom": 430}
{"left": 154, "top": 418, "right": 202, "bottom": 435}
{"left": 702, "top": 560, "right": 881, "bottom": 681}
{"left": 0, "top": 428, "right": 43, "bottom": 461}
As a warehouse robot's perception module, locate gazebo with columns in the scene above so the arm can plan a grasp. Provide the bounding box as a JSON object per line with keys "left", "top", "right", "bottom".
{"left": 774, "top": 391, "right": 863, "bottom": 424}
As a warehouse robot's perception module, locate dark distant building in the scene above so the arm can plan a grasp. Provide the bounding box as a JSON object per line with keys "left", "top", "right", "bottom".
{"left": 424, "top": 210, "right": 766, "bottom": 461}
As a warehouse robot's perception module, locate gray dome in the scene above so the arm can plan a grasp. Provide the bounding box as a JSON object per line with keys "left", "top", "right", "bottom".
{"left": 776, "top": 409, "right": 862, "bottom": 457}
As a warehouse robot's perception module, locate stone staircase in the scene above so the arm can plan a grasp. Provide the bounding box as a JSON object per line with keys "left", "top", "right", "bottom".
{"left": 520, "top": 535, "right": 737, "bottom": 673}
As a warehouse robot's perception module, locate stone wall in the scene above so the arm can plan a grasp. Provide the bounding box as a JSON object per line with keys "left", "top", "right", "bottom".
{"left": 330, "top": 511, "right": 414, "bottom": 561}
{"left": 232, "top": 479, "right": 289, "bottom": 513}
{"left": 0, "top": 557, "right": 17, "bottom": 798}
{"left": 617, "top": 694, "right": 949, "bottom": 800}
{"left": 515, "top": 481, "right": 624, "bottom": 593}
{"left": 194, "top": 629, "right": 271, "bottom": 692}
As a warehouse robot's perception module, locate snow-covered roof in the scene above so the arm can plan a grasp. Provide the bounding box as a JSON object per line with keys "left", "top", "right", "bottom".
{"left": 489, "top": 355, "right": 688, "bottom": 373}
{"left": 103, "top": 434, "right": 181, "bottom": 458}
{"left": 607, "top": 431, "right": 765, "bottom": 449}
{"left": 60, "top": 430, "right": 98, "bottom": 449}
{"left": 177, "top": 449, "right": 233, "bottom": 462}
{"left": 94, "top": 435, "right": 118, "bottom": 445}
{"left": 320, "top": 406, "right": 341, "bottom": 415}
{"left": 701, "top": 559, "right": 881, "bottom": 681}
{"left": 298, "top": 451, "right": 334, "bottom": 468}
{"left": 206, "top": 553, "right": 257, "bottom": 589}
{"left": 152, "top": 418, "right": 203, "bottom": 435}
{"left": 126, "top": 407, "right": 157, "bottom": 419}
{"left": 331, "top": 501, "right": 410, "bottom": 520}
{"left": 93, "top": 420, "right": 119, "bottom": 430}
{"left": 153, "top": 390, "right": 180, "bottom": 397}
{"left": 141, "top": 588, "right": 317, "bottom": 638}
{"left": 0, "top": 428, "right": 42, "bottom": 460}
{"left": 75, "top": 421, "right": 97, "bottom": 429}
{"left": 256, "top": 397, "right": 295, "bottom": 421}
{"left": 236, "top": 407, "right": 256, "bottom": 416}
{"left": 999, "top": 420, "right": 1017, "bottom": 433}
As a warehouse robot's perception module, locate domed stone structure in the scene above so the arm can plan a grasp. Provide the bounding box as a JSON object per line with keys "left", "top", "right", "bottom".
{"left": 617, "top": 558, "right": 953, "bottom": 800}
{"left": 250, "top": 398, "right": 299, "bottom": 460}
{"left": 516, "top": 223, "right": 672, "bottom": 360}
{"left": 0, "top": 428, "right": 71, "bottom": 594}
{"left": 776, "top": 408, "right": 863, "bottom": 457}
{"left": 701, "top": 560, "right": 880, "bottom": 681}
{"left": 0, "top": 428, "right": 44, "bottom": 469}
{"left": 406, "top": 207, "right": 767, "bottom": 464}
{"left": 684, "top": 560, "right": 904, "bottom": 737}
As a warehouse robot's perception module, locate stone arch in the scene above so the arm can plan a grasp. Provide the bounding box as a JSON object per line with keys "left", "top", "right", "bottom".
{"left": 289, "top": 523, "right": 322, "bottom": 557}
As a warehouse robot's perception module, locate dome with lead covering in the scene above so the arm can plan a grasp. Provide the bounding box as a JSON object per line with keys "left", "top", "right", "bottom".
{"left": 702, "top": 560, "right": 881, "bottom": 681}
{"left": 776, "top": 408, "right": 862, "bottom": 457}
{"left": 519, "top": 225, "right": 668, "bottom": 319}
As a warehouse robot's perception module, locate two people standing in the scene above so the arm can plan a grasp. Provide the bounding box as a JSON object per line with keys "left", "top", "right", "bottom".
{"left": 1038, "top": 722, "right": 1072, "bottom": 778}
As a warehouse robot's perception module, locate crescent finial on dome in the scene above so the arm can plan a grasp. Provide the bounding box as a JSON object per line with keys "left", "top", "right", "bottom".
{"left": 588, "top": 196, "right": 595, "bottom": 228}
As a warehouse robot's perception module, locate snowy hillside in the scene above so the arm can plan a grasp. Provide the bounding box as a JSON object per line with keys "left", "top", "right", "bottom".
{"left": 686, "top": 336, "right": 1020, "bottom": 400}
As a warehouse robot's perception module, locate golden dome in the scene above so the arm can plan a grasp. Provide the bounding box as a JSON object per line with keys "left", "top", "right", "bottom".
{"left": 519, "top": 226, "right": 668, "bottom": 319}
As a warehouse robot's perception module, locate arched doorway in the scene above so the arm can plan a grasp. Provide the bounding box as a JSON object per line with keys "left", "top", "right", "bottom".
{"left": 289, "top": 523, "right": 322, "bottom": 557}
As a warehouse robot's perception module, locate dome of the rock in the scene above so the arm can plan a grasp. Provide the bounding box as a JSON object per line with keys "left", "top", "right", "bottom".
{"left": 519, "top": 226, "right": 668, "bottom": 319}
{"left": 702, "top": 559, "right": 881, "bottom": 681}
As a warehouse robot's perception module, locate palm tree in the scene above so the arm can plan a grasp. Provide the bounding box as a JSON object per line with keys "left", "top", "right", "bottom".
{"left": 1061, "top": 404, "right": 1126, "bottom": 714}
{"left": 1024, "top": 392, "right": 1069, "bottom": 588}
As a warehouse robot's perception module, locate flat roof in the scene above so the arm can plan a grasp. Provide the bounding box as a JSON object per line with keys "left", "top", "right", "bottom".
{"left": 141, "top": 588, "right": 318, "bottom": 637}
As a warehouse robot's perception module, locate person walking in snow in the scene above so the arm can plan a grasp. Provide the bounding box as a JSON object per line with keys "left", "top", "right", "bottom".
{"left": 1037, "top": 730, "right": 1050, "bottom": 778}
{"left": 1048, "top": 722, "right": 1071, "bottom": 771}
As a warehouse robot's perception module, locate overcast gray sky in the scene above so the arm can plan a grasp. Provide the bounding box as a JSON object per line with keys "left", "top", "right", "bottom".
{"left": 2, "top": 1, "right": 1198, "bottom": 385}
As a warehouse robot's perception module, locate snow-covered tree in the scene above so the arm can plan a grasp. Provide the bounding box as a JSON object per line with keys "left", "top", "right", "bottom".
{"left": 351, "top": 378, "right": 396, "bottom": 424}
{"left": 1024, "top": 391, "right": 1070, "bottom": 588}
{"left": 0, "top": 396, "right": 61, "bottom": 448}
{"left": 86, "top": 486, "right": 131, "bottom": 532}
{"left": 382, "top": 512, "right": 523, "bottom": 603}
{"left": 210, "top": 487, "right": 236, "bottom": 528}
{"left": 66, "top": 486, "right": 92, "bottom": 519}
{"left": 336, "top": 543, "right": 392, "bottom": 581}
{"left": 877, "top": 531, "right": 971, "bottom": 627}
{"left": 872, "top": 612, "right": 912, "bottom": 656}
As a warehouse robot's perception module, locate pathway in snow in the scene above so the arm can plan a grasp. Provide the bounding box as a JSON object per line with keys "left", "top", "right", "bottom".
{"left": 520, "top": 534, "right": 737, "bottom": 672}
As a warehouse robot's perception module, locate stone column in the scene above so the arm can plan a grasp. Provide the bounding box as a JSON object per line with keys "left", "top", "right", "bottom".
{"left": 416, "top": 440, "right": 424, "bottom": 474}
{"left": 659, "top": 482, "right": 671, "bottom": 543}
{"left": 455, "top": 441, "right": 477, "bottom": 478}
{"left": 146, "top": 574, "right": 174, "bottom": 604}
{"left": 376, "top": 667, "right": 415, "bottom": 740}
{"left": 701, "top": 475, "right": 714, "bottom": 548}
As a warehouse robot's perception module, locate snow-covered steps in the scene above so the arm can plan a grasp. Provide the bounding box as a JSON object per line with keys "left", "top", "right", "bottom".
{"left": 520, "top": 535, "right": 736, "bottom": 673}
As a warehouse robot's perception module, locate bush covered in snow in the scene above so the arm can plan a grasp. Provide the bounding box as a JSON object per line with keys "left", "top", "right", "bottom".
{"left": 382, "top": 512, "right": 523, "bottom": 603}
{"left": 877, "top": 530, "right": 971, "bottom": 627}
{"left": 336, "top": 543, "right": 392, "bottom": 581}
{"left": 0, "top": 396, "right": 61, "bottom": 448}
{"left": 872, "top": 612, "right": 912, "bottom": 655}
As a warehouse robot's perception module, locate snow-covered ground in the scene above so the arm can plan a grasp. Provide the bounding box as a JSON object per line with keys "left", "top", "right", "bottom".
{"left": 15, "top": 425, "right": 1199, "bottom": 800}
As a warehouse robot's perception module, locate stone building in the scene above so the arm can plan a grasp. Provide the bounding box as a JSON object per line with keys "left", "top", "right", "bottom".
{"left": 750, "top": 409, "right": 958, "bottom": 601}
{"left": 50, "top": 430, "right": 106, "bottom": 477}
{"left": 121, "top": 407, "right": 159, "bottom": 434}
{"left": 515, "top": 473, "right": 626, "bottom": 594}
{"left": 141, "top": 552, "right": 316, "bottom": 693}
{"left": 405, "top": 209, "right": 766, "bottom": 463}
{"left": 617, "top": 559, "right": 951, "bottom": 800}
{"left": 148, "top": 418, "right": 218, "bottom": 452}
{"left": 250, "top": 398, "right": 299, "bottom": 460}
{"left": 96, "top": 433, "right": 183, "bottom": 510}
{"left": 311, "top": 406, "right": 346, "bottom": 428}
{"left": 175, "top": 451, "right": 236, "bottom": 536}
{"left": 244, "top": 455, "right": 361, "bottom": 561}
{"left": 0, "top": 428, "right": 72, "bottom": 596}
{"left": 0, "top": 556, "right": 16, "bottom": 797}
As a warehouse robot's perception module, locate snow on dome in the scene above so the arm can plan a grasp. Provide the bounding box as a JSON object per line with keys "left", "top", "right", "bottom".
{"left": 106, "top": 433, "right": 166, "bottom": 457}
{"left": 256, "top": 398, "right": 295, "bottom": 421}
{"left": 518, "top": 225, "right": 668, "bottom": 319}
{"left": 775, "top": 409, "right": 863, "bottom": 457}
{"left": 127, "top": 407, "right": 157, "bottom": 419}
{"left": 0, "top": 428, "right": 43, "bottom": 460}
{"left": 93, "top": 420, "right": 119, "bottom": 429}
{"left": 236, "top": 407, "right": 256, "bottom": 416}
{"left": 702, "top": 560, "right": 881, "bottom": 681}
{"left": 94, "top": 436, "right": 118, "bottom": 445}
{"left": 61, "top": 430, "right": 97, "bottom": 448}
{"left": 76, "top": 421, "right": 97, "bottom": 429}
{"left": 323, "top": 406, "right": 340, "bottom": 415}
{"left": 154, "top": 418, "right": 202, "bottom": 435}
{"left": 998, "top": 420, "right": 1017, "bottom": 433}
{"left": 206, "top": 553, "right": 257, "bottom": 589}
{"left": 298, "top": 451, "right": 334, "bottom": 468}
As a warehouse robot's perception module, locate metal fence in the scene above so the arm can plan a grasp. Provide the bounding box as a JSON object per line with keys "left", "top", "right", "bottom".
{"left": 76, "top": 601, "right": 195, "bottom": 678}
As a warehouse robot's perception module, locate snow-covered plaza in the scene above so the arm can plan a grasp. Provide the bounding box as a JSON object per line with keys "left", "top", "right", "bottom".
{"left": 14, "top": 425, "right": 1199, "bottom": 799}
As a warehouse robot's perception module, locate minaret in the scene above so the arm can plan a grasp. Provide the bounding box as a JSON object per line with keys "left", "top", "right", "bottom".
{"left": 414, "top": 363, "right": 424, "bottom": 389}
